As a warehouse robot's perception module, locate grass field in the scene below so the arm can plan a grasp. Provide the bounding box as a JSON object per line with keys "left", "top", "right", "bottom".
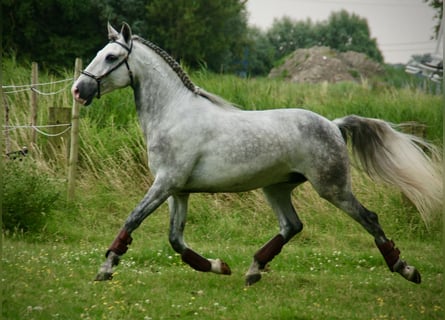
{"left": 2, "top": 60, "right": 443, "bottom": 319}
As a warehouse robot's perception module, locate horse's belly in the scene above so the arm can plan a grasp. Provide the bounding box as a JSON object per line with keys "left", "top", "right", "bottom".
{"left": 183, "top": 159, "right": 294, "bottom": 193}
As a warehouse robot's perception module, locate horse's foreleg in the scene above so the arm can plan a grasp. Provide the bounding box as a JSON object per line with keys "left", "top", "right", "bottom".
{"left": 246, "top": 185, "right": 302, "bottom": 286}
{"left": 95, "top": 251, "right": 121, "bottom": 281}
{"left": 245, "top": 234, "right": 286, "bottom": 285}
{"left": 94, "top": 230, "right": 132, "bottom": 280}
{"left": 168, "top": 194, "right": 231, "bottom": 275}
{"left": 95, "top": 180, "right": 171, "bottom": 281}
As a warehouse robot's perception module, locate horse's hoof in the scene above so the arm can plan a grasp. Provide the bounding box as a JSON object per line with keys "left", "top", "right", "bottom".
{"left": 95, "top": 272, "right": 113, "bottom": 281}
{"left": 395, "top": 260, "right": 421, "bottom": 284}
{"left": 402, "top": 265, "right": 421, "bottom": 284}
{"left": 220, "top": 261, "right": 232, "bottom": 275}
{"left": 210, "top": 259, "right": 232, "bottom": 275}
{"left": 245, "top": 273, "right": 261, "bottom": 286}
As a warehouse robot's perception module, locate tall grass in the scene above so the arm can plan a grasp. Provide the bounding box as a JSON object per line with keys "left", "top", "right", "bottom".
{"left": 2, "top": 59, "right": 443, "bottom": 320}
{"left": 2, "top": 59, "right": 442, "bottom": 233}
{"left": 193, "top": 71, "right": 442, "bottom": 143}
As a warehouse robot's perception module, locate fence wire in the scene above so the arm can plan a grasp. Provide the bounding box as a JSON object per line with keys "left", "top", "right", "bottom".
{"left": 3, "top": 123, "right": 72, "bottom": 137}
{"left": 2, "top": 78, "right": 74, "bottom": 95}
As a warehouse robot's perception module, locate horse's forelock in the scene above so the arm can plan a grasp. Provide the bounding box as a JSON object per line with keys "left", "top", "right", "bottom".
{"left": 109, "top": 34, "right": 119, "bottom": 41}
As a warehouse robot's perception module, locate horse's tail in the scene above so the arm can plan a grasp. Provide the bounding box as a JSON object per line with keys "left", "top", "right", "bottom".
{"left": 333, "top": 115, "right": 442, "bottom": 226}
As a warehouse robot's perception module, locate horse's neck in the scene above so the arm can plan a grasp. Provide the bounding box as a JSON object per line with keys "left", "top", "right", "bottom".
{"left": 132, "top": 45, "right": 192, "bottom": 137}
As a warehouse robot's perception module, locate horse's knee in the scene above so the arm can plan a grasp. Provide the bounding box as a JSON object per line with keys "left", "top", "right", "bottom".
{"left": 284, "top": 221, "right": 303, "bottom": 240}
{"left": 169, "top": 234, "right": 185, "bottom": 253}
{"left": 292, "top": 220, "right": 303, "bottom": 235}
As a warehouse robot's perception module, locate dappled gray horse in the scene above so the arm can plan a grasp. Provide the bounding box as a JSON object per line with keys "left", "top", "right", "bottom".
{"left": 72, "top": 23, "right": 442, "bottom": 285}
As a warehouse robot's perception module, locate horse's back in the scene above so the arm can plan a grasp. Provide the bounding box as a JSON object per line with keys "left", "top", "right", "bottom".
{"left": 211, "top": 107, "right": 346, "bottom": 162}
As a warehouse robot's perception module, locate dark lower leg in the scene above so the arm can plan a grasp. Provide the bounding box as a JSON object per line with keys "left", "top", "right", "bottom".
{"left": 376, "top": 239, "right": 401, "bottom": 272}
{"left": 245, "top": 234, "right": 286, "bottom": 286}
{"left": 254, "top": 234, "right": 286, "bottom": 269}
{"left": 334, "top": 197, "right": 421, "bottom": 284}
{"left": 360, "top": 209, "right": 421, "bottom": 283}
{"left": 181, "top": 248, "right": 212, "bottom": 272}
{"left": 95, "top": 229, "right": 133, "bottom": 281}
{"left": 179, "top": 248, "right": 231, "bottom": 275}
{"left": 106, "top": 228, "right": 133, "bottom": 258}
{"left": 375, "top": 238, "right": 421, "bottom": 284}
{"left": 96, "top": 229, "right": 132, "bottom": 282}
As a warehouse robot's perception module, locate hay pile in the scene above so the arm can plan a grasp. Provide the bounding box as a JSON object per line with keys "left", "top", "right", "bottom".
{"left": 269, "top": 46, "right": 384, "bottom": 83}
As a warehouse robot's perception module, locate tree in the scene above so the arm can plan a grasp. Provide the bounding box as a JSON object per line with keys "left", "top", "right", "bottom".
{"left": 145, "top": 0, "right": 248, "bottom": 72}
{"left": 1, "top": 0, "right": 249, "bottom": 72}
{"left": 318, "top": 10, "right": 383, "bottom": 62}
{"left": 266, "top": 16, "right": 318, "bottom": 61}
{"left": 95, "top": 0, "right": 150, "bottom": 37}
{"left": 2, "top": 0, "right": 103, "bottom": 68}
{"left": 263, "top": 11, "right": 384, "bottom": 67}
{"left": 424, "top": 0, "right": 443, "bottom": 38}
{"left": 244, "top": 27, "right": 275, "bottom": 76}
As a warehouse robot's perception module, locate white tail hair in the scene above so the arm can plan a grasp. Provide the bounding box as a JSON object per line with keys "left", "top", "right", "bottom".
{"left": 334, "top": 115, "right": 442, "bottom": 226}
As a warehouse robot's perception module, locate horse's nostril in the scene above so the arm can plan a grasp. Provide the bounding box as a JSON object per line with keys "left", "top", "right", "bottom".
{"left": 72, "top": 86, "right": 80, "bottom": 98}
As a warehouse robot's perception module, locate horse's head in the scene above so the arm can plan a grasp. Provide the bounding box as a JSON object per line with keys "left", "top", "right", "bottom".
{"left": 72, "top": 23, "right": 134, "bottom": 106}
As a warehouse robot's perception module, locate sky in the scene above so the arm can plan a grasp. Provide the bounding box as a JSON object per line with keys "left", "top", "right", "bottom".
{"left": 246, "top": 0, "right": 441, "bottom": 64}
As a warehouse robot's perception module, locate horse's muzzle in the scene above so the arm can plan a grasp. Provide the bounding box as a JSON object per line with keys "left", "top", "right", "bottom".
{"left": 71, "top": 81, "right": 96, "bottom": 106}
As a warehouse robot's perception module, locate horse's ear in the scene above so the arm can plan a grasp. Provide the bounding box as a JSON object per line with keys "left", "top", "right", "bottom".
{"left": 108, "top": 22, "right": 119, "bottom": 41}
{"left": 121, "top": 22, "right": 132, "bottom": 44}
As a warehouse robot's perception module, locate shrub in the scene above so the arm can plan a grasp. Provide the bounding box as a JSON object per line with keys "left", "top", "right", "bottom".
{"left": 3, "top": 160, "right": 61, "bottom": 233}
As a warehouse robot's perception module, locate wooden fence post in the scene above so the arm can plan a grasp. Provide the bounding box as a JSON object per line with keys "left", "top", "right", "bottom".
{"left": 31, "top": 62, "right": 38, "bottom": 147}
{"left": 67, "top": 58, "right": 82, "bottom": 202}
{"left": 4, "top": 95, "right": 10, "bottom": 154}
{"left": 48, "top": 107, "right": 72, "bottom": 160}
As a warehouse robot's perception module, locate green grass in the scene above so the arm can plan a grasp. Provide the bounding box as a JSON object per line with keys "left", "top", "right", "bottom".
{"left": 2, "top": 60, "right": 443, "bottom": 319}
{"left": 3, "top": 174, "right": 443, "bottom": 319}
{"left": 2, "top": 201, "right": 443, "bottom": 320}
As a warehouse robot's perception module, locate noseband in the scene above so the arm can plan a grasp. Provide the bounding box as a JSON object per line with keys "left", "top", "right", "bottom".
{"left": 81, "top": 40, "right": 134, "bottom": 99}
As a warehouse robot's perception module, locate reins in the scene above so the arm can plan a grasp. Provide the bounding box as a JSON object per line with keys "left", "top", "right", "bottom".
{"left": 81, "top": 40, "right": 134, "bottom": 99}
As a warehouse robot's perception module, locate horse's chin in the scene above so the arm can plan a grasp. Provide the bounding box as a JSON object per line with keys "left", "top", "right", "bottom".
{"left": 84, "top": 97, "right": 94, "bottom": 106}
{"left": 73, "top": 96, "right": 93, "bottom": 106}
{"left": 81, "top": 89, "right": 97, "bottom": 106}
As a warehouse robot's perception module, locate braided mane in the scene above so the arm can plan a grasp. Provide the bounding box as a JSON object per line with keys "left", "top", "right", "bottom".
{"left": 132, "top": 35, "right": 236, "bottom": 109}
{"left": 132, "top": 35, "right": 198, "bottom": 93}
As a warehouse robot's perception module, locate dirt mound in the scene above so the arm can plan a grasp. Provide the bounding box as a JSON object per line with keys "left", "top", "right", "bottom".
{"left": 269, "top": 46, "right": 384, "bottom": 83}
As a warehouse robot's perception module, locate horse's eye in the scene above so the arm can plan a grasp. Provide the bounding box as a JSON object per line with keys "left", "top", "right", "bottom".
{"left": 106, "top": 54, "right": 118, "bottom": 62}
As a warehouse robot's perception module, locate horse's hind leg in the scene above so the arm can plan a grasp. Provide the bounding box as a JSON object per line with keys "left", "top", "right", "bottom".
{"left": 322, "top": 190, "right": 421, "bottom": 284}
{"left": 246, "top": 184, "right": 303, "bottom": 286}
{"left": 168, "top": 194, "right": 231, "bottom": 275}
